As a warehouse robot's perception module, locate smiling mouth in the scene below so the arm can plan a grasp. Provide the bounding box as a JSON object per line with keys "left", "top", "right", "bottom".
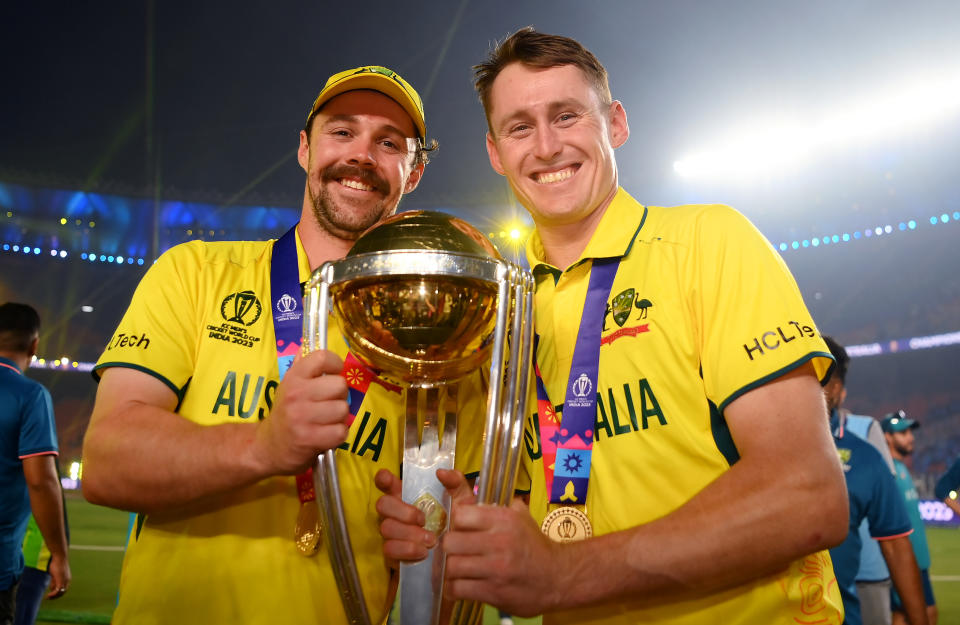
{"left": 338, "top": 178, "right": 376, "bottom": 192}
{"left": 534, "top": 166, "right": 578, "bottom": 184}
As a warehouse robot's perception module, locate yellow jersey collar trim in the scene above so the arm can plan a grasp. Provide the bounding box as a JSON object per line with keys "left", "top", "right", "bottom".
{"left": 525, "top": 187, "right": 647, "bottom": 272}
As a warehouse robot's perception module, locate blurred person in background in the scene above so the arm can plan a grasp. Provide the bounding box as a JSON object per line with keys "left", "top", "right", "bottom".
{"left": 824, "top": 337, "right": 927, "bottom": 625}
{"left": 882, "top": 411, "right": 938, "bottom": 625}
{"left": 934, "top": 456, "right": 960, "bottom": 517}
{"left": 0, "top": 302, "right": 70, "bottom": 625}
{"left": 15, "top": 502, "right": 69, "bottom": 625}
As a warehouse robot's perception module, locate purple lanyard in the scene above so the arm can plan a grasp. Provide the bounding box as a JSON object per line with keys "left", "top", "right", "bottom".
{"left": 535, "top": 257, "right": 620, "bottom": 504}
{"left": 270, "top": 225, "right": 303, "bottom": 381}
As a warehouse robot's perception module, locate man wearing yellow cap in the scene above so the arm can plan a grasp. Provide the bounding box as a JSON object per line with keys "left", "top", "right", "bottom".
{"left": 81, "top": 66, "right": 476, "bottom": 624}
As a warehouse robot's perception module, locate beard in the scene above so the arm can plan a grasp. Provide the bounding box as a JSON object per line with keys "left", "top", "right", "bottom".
{"left": 893, "top": 440, "right": 913, "bottom": 457}
{"left": 307, "top": 164, "right": 396, "bottom": 240}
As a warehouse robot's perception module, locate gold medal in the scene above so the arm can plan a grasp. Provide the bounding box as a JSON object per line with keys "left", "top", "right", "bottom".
{"left": 294, "top": 500, "right": 322, "bottom": 556}
{"left": 541, "top": 506, "right": 592, "bottom": 543}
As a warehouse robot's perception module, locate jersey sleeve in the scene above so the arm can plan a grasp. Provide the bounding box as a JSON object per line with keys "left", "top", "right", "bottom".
{"left": 93, "top": 242, "right": 202, "bottom": 398}
{"left": 691, "top": 205, "right": 833, "bottom": 412}
{"left": 864, "top": 447, "right": 913, "bottom": 539}
{"left": 18, "top": 383, "right": 58, "bottom": 457}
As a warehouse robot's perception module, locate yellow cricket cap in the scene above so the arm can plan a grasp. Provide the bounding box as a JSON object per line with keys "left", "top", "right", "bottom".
{"left": 305, "top": 65, "right": 426, "bottom": 140}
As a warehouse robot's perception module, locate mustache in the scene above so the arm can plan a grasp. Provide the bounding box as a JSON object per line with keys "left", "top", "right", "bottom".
{"left": 320, "top": 165, "right": 389, "bottom": 194}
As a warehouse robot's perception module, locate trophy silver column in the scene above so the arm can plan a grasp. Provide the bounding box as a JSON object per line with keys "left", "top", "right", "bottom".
{"left": 302, "top": 211, "right": 534, "bottom": 625}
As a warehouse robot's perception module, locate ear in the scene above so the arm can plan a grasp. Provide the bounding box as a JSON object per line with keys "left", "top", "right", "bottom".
{"left": 485, "top": 132, "right": 505, "bottom": 176}
{"left": 402, "top": 162, "right": 425, "bottom": 194}
{"left": 297, "top": 129, "right": 310, "bottom": 173}
{"left": 27, "top": 336, "right": 39, "bottom": 359}
{"left": 839, "top": 386, "right": 847, "bottom": 407}
{"left": 608, "top": 100, "right": 629, "bottom": 149}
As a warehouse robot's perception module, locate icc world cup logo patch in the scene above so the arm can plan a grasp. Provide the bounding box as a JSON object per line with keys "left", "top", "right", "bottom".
{"left": 572, "top": 373, "right": 592, "bottom": 398}
{"left": 221, "top": 290, "right": 263, "bottom": 326}
{"left": 276, "top": 293, "right": 298, "bottom": 313}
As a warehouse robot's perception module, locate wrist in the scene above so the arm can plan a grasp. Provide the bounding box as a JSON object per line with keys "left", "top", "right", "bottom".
{"left": 240, "top": 421, "right": 277, "bottom": 480}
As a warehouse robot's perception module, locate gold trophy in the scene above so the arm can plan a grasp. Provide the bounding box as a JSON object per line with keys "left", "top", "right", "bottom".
{"left": 302, "top": 211, "right": 534, "bottom": 625}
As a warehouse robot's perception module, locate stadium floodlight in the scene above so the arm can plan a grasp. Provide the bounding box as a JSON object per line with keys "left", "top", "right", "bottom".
{"left": 674, "top": 69, "right": 960, "bottom": 181}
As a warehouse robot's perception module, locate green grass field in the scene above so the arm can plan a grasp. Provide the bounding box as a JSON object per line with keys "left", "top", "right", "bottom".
{"left": 34, "top": 494, "right": 960, "bottom": 624}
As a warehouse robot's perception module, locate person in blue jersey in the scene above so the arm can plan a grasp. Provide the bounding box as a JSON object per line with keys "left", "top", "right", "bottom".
{"left": 823, "top": 337, "right": 927, "bottom": 625}
{"left": 882, "top": 411, "right": 938, "bottom": 625}
{"left": 935, "top": 457, "right": 960, "bottom": 518}
{"left": 823, "top": 336, "right": 896, "bottom": 625}
{"left": 0, "top": 303, "right": 70, "bottom": 625}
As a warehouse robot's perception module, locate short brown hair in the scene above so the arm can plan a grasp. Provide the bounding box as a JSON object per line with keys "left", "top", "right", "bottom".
{"left": 473, "top": 27, "right": 612, "bottom": 128}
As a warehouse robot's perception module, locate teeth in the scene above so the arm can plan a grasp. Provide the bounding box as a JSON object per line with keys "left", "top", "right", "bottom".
{"left": 536, "top": 168, "right": 574, "bottom": 184}
{"left": 340, "top": 179, "right": 374, "bottom": 191}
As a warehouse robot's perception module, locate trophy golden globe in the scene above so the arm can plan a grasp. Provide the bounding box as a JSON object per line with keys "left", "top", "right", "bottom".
{"left": 302, "top": 211, "right": 534, "bottom": 625}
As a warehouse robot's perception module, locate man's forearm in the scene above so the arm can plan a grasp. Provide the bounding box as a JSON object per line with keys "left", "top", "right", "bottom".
{"left": 547, "top": 449, "right": 848, "bottom": 610}
{"left": 82, "top": 403, "right": 269, "bottom": 514}
{"left": 880, "top": 536, "right": 928, "bottom": 625}
{"left": 27, "top": 463, "right": 69, "bottom": 558}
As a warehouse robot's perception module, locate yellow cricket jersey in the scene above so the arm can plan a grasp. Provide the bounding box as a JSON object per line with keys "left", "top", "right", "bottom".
{"left": 522, "top": 188, "right": 842, "bottom": 625}
{"left": 94, "top": 231, "right": 489, "bottom": 625}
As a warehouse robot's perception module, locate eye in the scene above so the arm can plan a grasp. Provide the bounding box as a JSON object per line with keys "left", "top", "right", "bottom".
{"left": 556, "top": 112, "right": 578, "bottom": 125}
{"left": 509, "top": 123, "right": 532, "bottom": 136}
{"left": 379, "top": 137, "right": 407, "bottom": 154}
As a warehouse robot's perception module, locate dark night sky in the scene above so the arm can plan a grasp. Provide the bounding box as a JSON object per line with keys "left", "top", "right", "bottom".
{"left": 3, "top": 0, "right": 960, "bottom": 237}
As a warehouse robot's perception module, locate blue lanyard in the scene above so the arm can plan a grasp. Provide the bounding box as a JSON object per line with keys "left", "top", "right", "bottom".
{"left": 270, "top": 225, "right": 304, "bottom": 381}
{"left": 535, "top": 257, "right": 620, "bottom": 504}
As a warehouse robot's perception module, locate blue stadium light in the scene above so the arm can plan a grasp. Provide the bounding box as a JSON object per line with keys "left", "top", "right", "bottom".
{"left": 884, "top": 225, "right": 892, "bottom": 233}
{"left": 842, "top": 233, "right": 850, "bottom": 242}
{"left": 930, "top": 216, "right": 938, "bottom": 225}
{"left": 832, "top": 234, "right": 840, "bottom": 243}
{"left": 2, "top": 244, "right": 8, "bottom": 251}
{"left": 137, "top": 258, "right": 144, "bottom": 265}
{"left": 941, "top": 213, "right": 949, "bottom": 223}
{"left": 33, "top": 248, "right": 40, "bottom": 255}
{"left": 81, "top": 252, "right": 87, "bottom": 259}
{"left": 865, "top": 229, "right": 873, "bottom": 237}
{"left": 107, "top": 255, "right": 115, "bottom": 262}
{"left": 812, "top": 238, "right": 820, "bottom": 247}
{"left": 12, "top": 245, "right": 19, "bottom": 252}
{"left": 116, "top": 255, "right": 124, "bottom": 263}
{"left": 874, "top": 226, "right": 883, "bottom": 236}
{"left": 791, "top": 241, "right": 799, "bottom": 249}
{"left": 127, "top": 257, "right": 134, "bottom": 264}
{"left": 854, "top": 231, "right": 863, "bottom": 239}
{"left": 898, "top": 222, "right": 906, "bottom": 231}
{"left": 822, "top": 236, "right": 830, "bottom": 245}
{"left": 953, "top": 211, "right": 959, "bottom": 220}
{"left": 99, "top": 255, "right": 106, "bottom": 261}
{"left": 908, "top": 220, "right": 917, "bottom": 229}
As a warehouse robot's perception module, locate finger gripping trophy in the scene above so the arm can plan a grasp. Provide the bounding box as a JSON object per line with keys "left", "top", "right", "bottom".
{"left": 302, "top": 211, "right": 534, "bottom": 625}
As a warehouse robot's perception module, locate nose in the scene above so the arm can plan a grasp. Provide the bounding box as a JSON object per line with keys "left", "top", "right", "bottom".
{"left": 347, "top": 137, "right": 377, "bottom": 168}
{"left": 532, "top": 125, "right": 562, "bottom": 161}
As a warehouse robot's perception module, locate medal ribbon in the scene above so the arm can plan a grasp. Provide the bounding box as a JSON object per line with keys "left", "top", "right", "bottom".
{"left": 271, "top": 226, "right": 399, "bottom": 503}
{"left": 535, "top": 257, "right": 620, "bottom": 505}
